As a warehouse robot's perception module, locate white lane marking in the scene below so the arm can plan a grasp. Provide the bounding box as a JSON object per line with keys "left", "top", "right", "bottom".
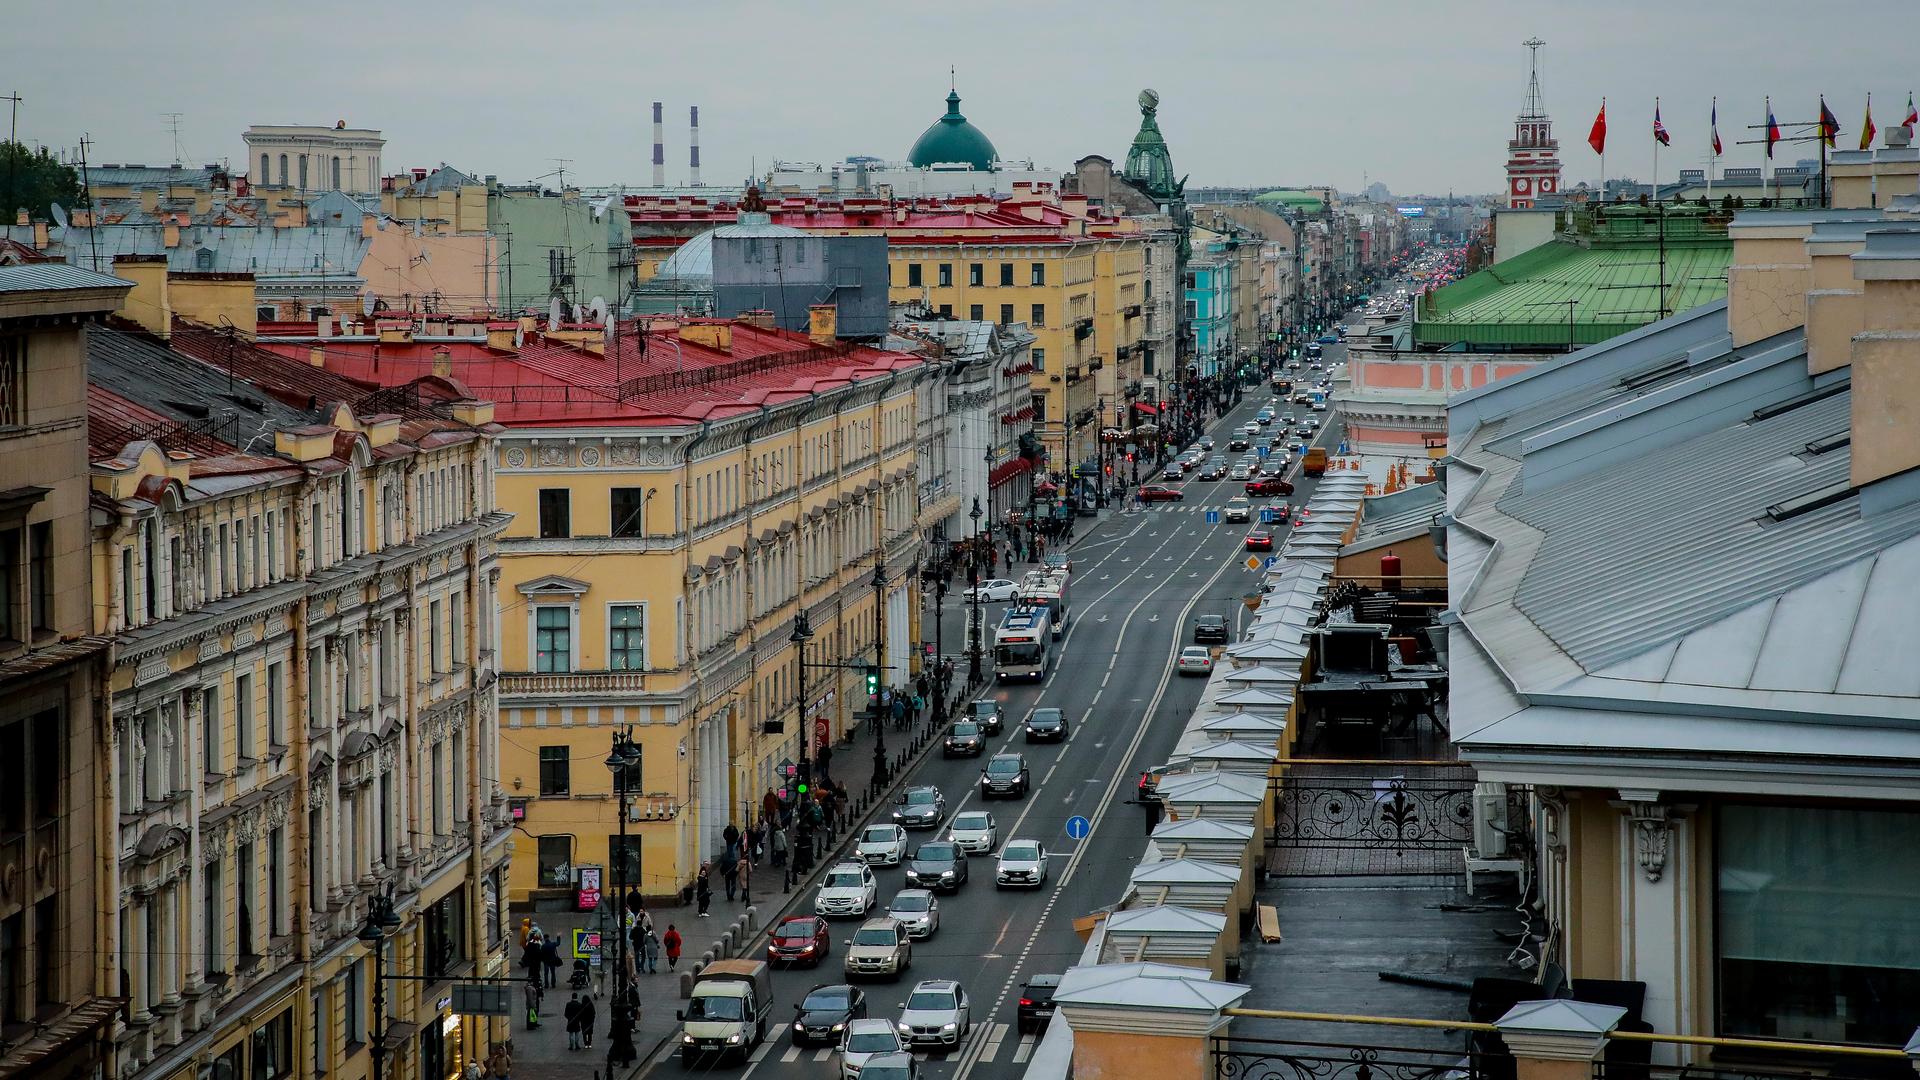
{"left": 750, "top": 1042, "right": 774, "bottom": 1063}
{"left": 981, "top": 1023, "right": 1011, "bottom": 1062}
{"left": 1013, "top": 1034, "right": 1038, "bottom": 1063}
{"left": 814, "top": 1048, "right": 832, "bottom": 1062}
{"left": 782, "top": 1046, "right": 802, "bottom": 1063}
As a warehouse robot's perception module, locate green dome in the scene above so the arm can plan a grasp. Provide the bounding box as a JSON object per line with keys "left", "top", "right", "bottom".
{"left": 907, "top": 90, "right": 999, "bottom": 170}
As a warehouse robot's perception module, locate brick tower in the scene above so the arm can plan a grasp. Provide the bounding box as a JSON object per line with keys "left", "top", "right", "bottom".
{"left": 1506, "top": 38, "right": 1562, "bottom": 208}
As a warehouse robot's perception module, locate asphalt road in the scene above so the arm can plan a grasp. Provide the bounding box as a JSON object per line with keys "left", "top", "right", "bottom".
{"left": 646, "top": 331, "right": 1358, "bottom": 1080}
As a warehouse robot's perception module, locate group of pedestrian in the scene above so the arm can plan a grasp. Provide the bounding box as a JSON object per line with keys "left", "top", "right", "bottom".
{"left": 561, "top": 992, "right": 598, "bottom": 1051}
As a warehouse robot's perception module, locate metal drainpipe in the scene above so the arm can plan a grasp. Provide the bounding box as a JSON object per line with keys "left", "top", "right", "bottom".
{"left": 679, "top": 418, "right": 713, "bottom": 890}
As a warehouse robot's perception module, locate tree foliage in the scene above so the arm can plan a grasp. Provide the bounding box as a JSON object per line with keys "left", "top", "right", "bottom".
{"left": 0, "top": 142, "right": 85, "bottom": 223}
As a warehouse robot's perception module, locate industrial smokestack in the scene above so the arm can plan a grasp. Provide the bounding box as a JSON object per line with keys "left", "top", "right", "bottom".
{"left": 652, "top": 102, "right": 666, "bottom": 188}
{"left": 689, "top": 105, "right": 701, "bottom": 188}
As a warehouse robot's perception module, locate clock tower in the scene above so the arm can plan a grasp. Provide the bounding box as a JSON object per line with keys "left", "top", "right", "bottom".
{"left": 1505, "top": 38, "right": 1562, "bottom": 209}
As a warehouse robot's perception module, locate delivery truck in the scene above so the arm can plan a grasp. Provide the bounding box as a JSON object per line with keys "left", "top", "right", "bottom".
{"left": 1302, "top": 447, "right": 1328, "bottom": 477}
{"left": 678, "top": 959, "right": 774, "bottom": 1065}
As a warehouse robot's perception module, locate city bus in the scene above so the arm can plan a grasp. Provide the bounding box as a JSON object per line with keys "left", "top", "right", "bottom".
{"left": 993, "top": 606, "right": 1053, "bottom": 681}
{"left": 1016, "top": 570, "right": 1069, "bottom": 638}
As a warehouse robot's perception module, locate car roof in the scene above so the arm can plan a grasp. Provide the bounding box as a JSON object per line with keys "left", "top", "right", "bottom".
{"left": 988, "top": 751, "right": 1024, "bottom": 763}
{"left": 892, "top": 888, "right": 934, "bottom": 900}
{"left": 856, "top": 916, "right": 902, "bottom": 930}
{"left": 829, "top": 860, "right": 869, "bottom": 872}
{"left": 1196, "top": 614, "right": 1225, "bottom": 623}
{"left": 912, "top": 978, "right": 961, "bottom": 992}
{"left": 848, "top": 1017, "right": 897, "bottom": 1033}
{"left": 1023, "top": 974, "right": 1064, "bottom": 989}
{"left": 1182, "top": 645, "right": 1211, "bottom": 653}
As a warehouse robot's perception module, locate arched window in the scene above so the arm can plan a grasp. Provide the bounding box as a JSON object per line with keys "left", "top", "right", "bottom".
{"left": 331, "top": 155, "right": 341, "bottom": 190}
{"left": 278, "top": 154, "right": 288, "bottom": 186}
{"left": 298, "top": 154, "right": 308, "bottom": 190}
{"left": 260, "top": 153, "right": 269, "bottom": 181}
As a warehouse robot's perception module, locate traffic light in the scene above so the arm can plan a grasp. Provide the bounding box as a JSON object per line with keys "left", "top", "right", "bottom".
{"left": 865, "top": 666, "right": 880, "bottom": 697}
{"left": 795, "top": 761, "right": 811, "bottom": 796}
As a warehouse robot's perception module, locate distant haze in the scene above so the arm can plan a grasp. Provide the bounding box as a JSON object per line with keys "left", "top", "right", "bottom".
{"left": 11, "top": 0, "right": 1914, "bottom": 196}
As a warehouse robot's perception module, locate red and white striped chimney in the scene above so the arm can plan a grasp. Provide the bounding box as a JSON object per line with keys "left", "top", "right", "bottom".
{"left": 652, "top": 102, "right": 665, "bottom": 188}
{"left": 689, "top": 105, "right": 701, "bottom": 188}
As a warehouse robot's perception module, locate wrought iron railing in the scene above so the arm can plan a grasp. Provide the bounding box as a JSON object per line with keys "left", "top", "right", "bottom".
{"left": 1214, "top": 1037, "right": 1497, "bottom": 1080}
{"left": 1271, "top": 769, "right": 1478, "bottom": 851}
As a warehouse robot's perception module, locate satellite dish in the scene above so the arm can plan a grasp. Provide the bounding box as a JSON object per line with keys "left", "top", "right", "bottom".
{"left": 548, "top": 297, "right": 564, "bottom": 327}
{"left": 589, "top": 296, "right": 610, "bottom": 324}
{"left": 571, "top": 302, "right": 585, "bottom": 324}
{"left": 591, "top": 194, "right": 616, "bottom": 221}
{"left": 49, "top": 203, "right": 69, "bottom": 229}
{"left": 361, "top": 294, "right": 377, "bottom": 317}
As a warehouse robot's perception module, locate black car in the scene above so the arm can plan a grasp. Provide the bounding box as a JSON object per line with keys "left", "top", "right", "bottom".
{"left": 979, "top": 753, "right": 1030, "bottom": 799}
{"left": 904, "top": 841, "right": 969, "bottom": 892}
{"left": 1016, "top": 975, "right": 1061, "bottom": 1035}
{"left": 967, "top": 699, "right": 1005, "bottom": 735}
{"left": 1227, "top": 435, "right": 1250, "bottom": 451}
{"left": 943, "top": 721, "right": 985, "bottom": 758}
{"left": 892, "top": 786, "right": 946, "bottom": 829}
{"left": 1192, "top": 615, "right": 1229, "bottom": 644}
{"left": 791, "top": 983, "right": 867, "bottom": 1046}
{"left": 1198, "top": 463, "right": 1228, "bottom": 481}
{"left": 1025, "top": 707, "right": 1068, "bottom": 743}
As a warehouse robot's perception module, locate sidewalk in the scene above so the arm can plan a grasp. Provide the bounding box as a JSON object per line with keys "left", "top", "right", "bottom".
{"left": 508, "top": 672, "right": 981, "bottom": 1080}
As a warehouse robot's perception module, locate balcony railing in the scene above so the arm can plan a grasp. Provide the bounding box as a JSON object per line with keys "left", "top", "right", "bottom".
{"left": 1213, "top": 1037, "right": 1501, "bottom": 1080}
{"left": 498, "top": 670, "right": 652, "bottom": 696}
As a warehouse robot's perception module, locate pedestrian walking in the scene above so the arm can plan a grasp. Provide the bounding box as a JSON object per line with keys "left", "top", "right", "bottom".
{"left": 818, "top": 743, "right": 833, "bottom": 784}
{"left": 663, "top": 924, "right": 683, "bottom": 970}
{"left": 642, "top": 913, "right": 660, "bottom": 972}
{"left": 541, "top": 934, "right": 561, "bottom": 988}
{"left": 696, "top": 864, "right": 713, "bottom": 916}
{"left": 722, "top": 821, "right": 742, "bottom": 854}
{"left": 577, "top": 994, "right": 596, "bottom": 1049}
{"left": 721, "top": 849, "right": 740, "bottom": 902}
{"left": 564, "top": 993, "right": 583, "bottom": 1050}
{"left": 736, "top": 847, "right": 754, "bottom": 904}
{"left": 912, "top": 692, "right": 925, "bottom": 723}
{"left": 771, "top": 820, "right": 788, "bottom": 869}
{"left": 519, "top": 932, "right": 544, "bottom": 986}
{"left": 523, "top": 976, "right": 543, "bottom": 1029}
{"left": 763, "top": 787, "right": 781, "bottom": 825}
{"left": 486, "top": 1045, "right": 513, "bottom": 1079}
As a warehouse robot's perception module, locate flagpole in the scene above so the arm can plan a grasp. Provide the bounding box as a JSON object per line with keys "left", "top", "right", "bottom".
{"left": 1653, "top": 96, "right": 1660, "bottom": 202}
{"left": 1708, "top": 96, "right": 1715, "bottom": 197}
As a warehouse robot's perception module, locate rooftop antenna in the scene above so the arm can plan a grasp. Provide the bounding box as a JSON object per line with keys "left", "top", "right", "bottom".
{"left": 77, "top": 133, "right": 100, "bottom": 271}
{"left": 4, "top": 91, "right": 20, "bottom": 223}
{"left": 163, "top": 111, "right": 187, "bottom": 167}
{"left": 1521, "top": 37, "right": 1547, "bottom": 119}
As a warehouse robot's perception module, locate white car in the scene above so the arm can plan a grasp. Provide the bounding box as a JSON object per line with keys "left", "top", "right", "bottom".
{"left": 1223, "top": 497, "right": 1251, "bottom": 523}
{"left": 896, "top": 979, "right": 972, "bottom": 1050}
{"left": 857, "top": 824, "right": 909, "bottom": 866}
{"left": 887, "top": 889, "right": 941, "bottom": 939}
{"left": 1228, "top": 463, "right": 1253, "bottom": 481}
{"left": 1177, "top": 646, "right": 1214, "bottom": 676}
{"left": 995, "top": 840, "right": 1049, "bottom": 889}
{"left": 1311, "top": 401, "right": 1328, "bottom": 412}
{"left": 965, "top": 578, "right": 1018, "bottom": 602}
{"left": 816, "top": 861, "right": 878, "bottom": 918}
{"left": 946, "top": 810, "right": 998, "bottom": 854}
{"left": 840, "top": 1018, "right": 907, "bottom": 1080}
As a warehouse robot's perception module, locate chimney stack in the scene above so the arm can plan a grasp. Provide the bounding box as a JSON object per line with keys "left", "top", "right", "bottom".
{"left": 652, "top": 102, "right": 666, "bottom": 188}
{"left": 1848, "top": 225, "right": 1920, "bottom": 512}
{"left": 690, "top": 106, "right": 702, "bottom": 188}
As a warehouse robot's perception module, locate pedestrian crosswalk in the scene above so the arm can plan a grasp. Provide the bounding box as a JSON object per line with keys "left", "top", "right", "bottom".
{"left": 770, "top": 1024, "right": 1039, "bottom": 1067}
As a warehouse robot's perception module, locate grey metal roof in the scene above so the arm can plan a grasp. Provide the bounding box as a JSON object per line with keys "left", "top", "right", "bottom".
{"left": 0, "top": 263, "right": 131, "bottom": 293}
{"left": 5, "top": 221, "right": 372, "bottom": 279}
{"left": 653, "top": 213, "right": 811, "bottom": 283}
{"left": 1052, "top": 962, "right": 1249, "bottom": 1011}
{"left": 89, "top": 325, "right": 320, "bottom": 438}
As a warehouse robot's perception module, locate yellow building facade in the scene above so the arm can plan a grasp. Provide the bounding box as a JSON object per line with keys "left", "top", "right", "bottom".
{"left": 489, "top": 321, "right": 930, "bottom": 906}
{"left": 87, "top": 324, "right": 510, "bottom": 1080}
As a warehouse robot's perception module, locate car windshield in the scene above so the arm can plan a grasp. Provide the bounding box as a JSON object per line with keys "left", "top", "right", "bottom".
{"left": 1184, "top": 648, "right": 1209, "bottom": 658}
{"left": 1004, "top": 843, "right": 1040, "bottom": 860}
{"left": 826, "top": 871, "right": 864, "bottom": 888}
{"left": 954, "top": 812, "right": 991, "bottom": 830}
{"left": 687, "top": 996, "right": 745, "bottom": 1021}
{"left": 777, "top": 918, "right": 816, "bottom": 937}
{"left": 904, "top": 789, "right": 938, "bottom": 806}
{"left": 847, "top": 1032, "right": 899, "bottom": 1054}
{"left": 863, "top": 827, "right": 897, "bottom": 843}
{"left": 1032, "top": 708, "right": 1062, "bottom": 723}
{"left": 906, "top": 990, "right": 957, "bottom": 1011}
{"left": 802, "top": 988, "right": 852, "bottom": 1011}
{"left": 852, "top": 927, "right": 898, "bottom": 946}
{"left": 863, "top": 1062, "right": 913, "bottom": 1080}
{"left": 971, "top": 703, "right": 995, "bottom": 718}
{"left": 915, "top": 843, "right": 957, "bottom": 861}
{"left": 890, "top": 894, "right": 930, "bottom": 912}
{"left": 1197, "top": 617, "right": 1225, "bottom": 627}
{"left": 950, "top": 722, "right": 979, "bottom": 737}
{"left": 986, "top": 758, "right": 1021, "bottom": 776}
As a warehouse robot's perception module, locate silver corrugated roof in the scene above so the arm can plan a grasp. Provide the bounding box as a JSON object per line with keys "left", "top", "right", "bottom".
{"left": 0, "top": 263, "right": 132, "bottom": 293}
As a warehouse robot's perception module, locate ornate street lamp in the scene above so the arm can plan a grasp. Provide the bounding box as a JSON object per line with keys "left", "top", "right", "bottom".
{"left": 604, "top": 730, "right": 642, "bottom": 1071}
{"left": 358, "top": 891, "right": 402, "bottom": 1080}
{"left": 967, "top": 498, "right": 984, "bottom": 684}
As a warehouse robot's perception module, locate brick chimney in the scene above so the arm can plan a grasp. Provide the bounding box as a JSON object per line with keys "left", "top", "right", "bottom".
{"left": 808, "top": 303, "right": 837, "bottom": 345}
{"left": 112, "top": 254, "right": 172, "bottom": 339}
{"left": 1848, "top": 224, "right": 1920, "bottom": 510}
{"left": 432, "top": 347, "right": 452, "bottom": 378}
{"left": 1803, "top": 223, "right": 1876, "bottom": 375}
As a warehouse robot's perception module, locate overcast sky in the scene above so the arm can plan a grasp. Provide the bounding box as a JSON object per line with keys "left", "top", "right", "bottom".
{"left": 11, "top": 0, "right": 1916, "bottom": 198}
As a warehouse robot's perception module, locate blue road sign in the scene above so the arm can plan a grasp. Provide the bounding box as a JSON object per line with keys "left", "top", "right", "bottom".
{"left": 1256, "top": 446, "right": 1271, "bottom": 458}
{"left": 1263, "top": 556, "right": 1280, "bottom": 572}
{"left": 1065, "top": 815, "right": 1091, "bottom": 840}
{"left": 1260, "top": 508, "right": 1276, "bottom": 524}
{"left": 1204, "top": 510, "right": 1221, "bottom": 525}
{"left": 1338, "top": 441, "right": 1350, "bottom": 455}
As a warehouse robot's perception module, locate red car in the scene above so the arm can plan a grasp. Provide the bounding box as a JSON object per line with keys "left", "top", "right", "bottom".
{"left": 1138, "top": 485, "right": 1185, "bottom": 503}
{"left": 1246, "top": 477, "right": 1294, "bottom": 497}
{"left": 1271, "top": 503, "right": 1293, "bottom": 523}
{"left": 1245, "top": 530, "right": 1275, "bottom": 551}
{"left": 767, "top": 915, "right": 831, "bottom": 967}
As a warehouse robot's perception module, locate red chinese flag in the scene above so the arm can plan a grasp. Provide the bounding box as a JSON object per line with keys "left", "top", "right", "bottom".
{"left": 1588, "top": 100, "right": 1608, "bottom": 155}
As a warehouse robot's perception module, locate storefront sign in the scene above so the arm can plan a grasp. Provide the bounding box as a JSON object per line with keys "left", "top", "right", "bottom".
{"left": 572, "top": 928, "right": 602, "bottom": 960}
{"left": 576, "top": 866, "right": 602, "bottom": 911}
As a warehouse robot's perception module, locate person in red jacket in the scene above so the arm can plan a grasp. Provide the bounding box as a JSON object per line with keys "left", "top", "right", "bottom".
{"left": 662, "top": 924, "right": 683, "bottom": 971}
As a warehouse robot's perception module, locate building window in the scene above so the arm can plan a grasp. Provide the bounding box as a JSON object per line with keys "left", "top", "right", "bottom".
{"left": 1031, "top": 263, "right": 1046, "bottom": 286}
{"left": 969, "top": 304, "right": 984, "bottom": 322}
{"left": 268, "top": 826, "right": 285, "bottom": 937}
{"left": 201, "top": 684, "right": 220, "bottom": 775}
{"left": 999, "top": 263, "right": 1014, "bottom": 286}
{"left": 430, "top": 599, "right": 445, "bottom": 674}
{"left": 1717, "top": 804, "right": 1920, "bottom": 1046}
{"left": 538, "top": 745, "right": 570, "bottom": 796}
{"left": 1031, "top": 348, "right": 1045, "bottom": 372}
{"left": 234, "top": 672, "right": 253, "bottom": 761}
{"left": 534, "top": 606, "right": 571, "bottom": 672}
{"left": 937, "top": 264, "right": 953, "bottom": 287}
{"left": 1031, "top": 394, "right": 1048, "bottom": 423}
{"left": 298, "top": 154, "right": 309, "bottom": 190}
{"left": 250, "top": 1009, "right": 294, "bottom": 1080}
{"left": 203, "top": 857, "right": 223, "bottom": 973}
{"left": 537, "top": 835, "right": 572, "bottom": 887}
{"left": 937, "top": 304, "right": 952, "bottom": 318}
{"left": 259, "top": 153, "right": 270, "bottom": 183}
{"left": 331, "top": 155, "right": 341, "bottom": 190}
{"left": 423, "top": 885, "right": 467, "bottom": 979}
{"left": 342, "top": 959, "right": 362, "bottom": 1047}
{"left": 277, "top": 154, "right": 288, "bottom": 186}
{"left": 1031, "top": 304, "right": 1045, "bottom": 327}
{"left": 608, "top": 605, "right": 645, "bottom": 670}
{"left": 266, "top": 662, "right": 284, "bottom": 747}
{"left": 907, "top": 264, "right": 922, "bottom": 287}
{"left": 237, "top": 841, "right": 256, "bottom": 960}
{"left": 968, "top": 263, "right": 983, "bottom": 286}
{"left": 610, "top": 487, "right": 646, "bottom": 537}
{"left": 537, "top": 488, "right": 571, "bottom": 539}
{"left": 28, "top": 522, "right": 51, "bottom": 634}
{"left": 0, "top": 526, "right": 17, "bottom": 642}
{"left": 608, "top": 835, "right": 642, "bottom": 887}
{"left": 1000, "top": 304, "right": 1014, "bottom": 325}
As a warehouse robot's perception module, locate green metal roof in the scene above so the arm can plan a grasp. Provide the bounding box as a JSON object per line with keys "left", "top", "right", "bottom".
{"left": 907, "top": 91, "right": 998, "bottom": 171}
{"left": 1253, "top": 190, "right": 1326, "bottom": 213}
{"left": 1414, "top": 207, "right": 1731, "bottom": 349}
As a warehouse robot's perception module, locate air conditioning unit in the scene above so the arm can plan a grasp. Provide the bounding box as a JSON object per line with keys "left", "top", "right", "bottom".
{"left": 1471, "top": 781, "right": 1510, "bottom": 857}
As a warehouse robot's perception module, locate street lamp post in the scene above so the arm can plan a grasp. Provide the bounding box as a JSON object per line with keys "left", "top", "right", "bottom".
{"left": 788, "top": 613, "right": 814, "bottom": 885}
{"left": 929, "top": 538, "right": 947, "bottom": 723}
{"left": 871, "top": 563, "right": 890, "bottom": 785}
{"left": 357, "top": 891, "right": 402, "bottom": 1080}
{"left": 967, "top": 498, "right": 984, "bottom": 684}
{"left": 604, "top": 730, "right": 642, "bottom": 1072}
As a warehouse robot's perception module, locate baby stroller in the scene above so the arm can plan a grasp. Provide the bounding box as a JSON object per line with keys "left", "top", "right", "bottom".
{"left": 569, "top": 958, "right": 591, "bottom": 990}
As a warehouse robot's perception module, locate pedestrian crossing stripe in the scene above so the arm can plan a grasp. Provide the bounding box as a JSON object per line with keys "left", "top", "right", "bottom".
{"left": 776, "top": 1025, "right": 1037, "bottom": 1066}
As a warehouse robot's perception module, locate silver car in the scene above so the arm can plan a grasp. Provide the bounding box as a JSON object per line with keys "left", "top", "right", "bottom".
{"left": 947, "top": 811, "right": 997, "bottom": 854}
{"left": 840, "top": 1019, "right": 906, "bottom": 1080}
{"left": 895, "top": 979, "right": 972, "bottom": 1050}
{"left": 887, "top": 889, "right": 941, "bottom": 939}
{"left": 995, "top": 840, "right": 1049, "bottom": 889}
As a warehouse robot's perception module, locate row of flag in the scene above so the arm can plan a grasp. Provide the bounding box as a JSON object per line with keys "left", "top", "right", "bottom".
{"left": 1584, "top": 94, "right": 1918, "bottom": 158}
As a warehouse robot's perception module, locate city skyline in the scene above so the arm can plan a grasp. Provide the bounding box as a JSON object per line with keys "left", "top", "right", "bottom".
{"left": 8, "top": 0, "right": 1917, "bottom": 197}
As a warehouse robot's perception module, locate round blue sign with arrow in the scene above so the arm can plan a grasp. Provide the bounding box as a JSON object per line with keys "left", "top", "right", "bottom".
{"left": 1065, "top": 815, "right": 1091, "bottom": 840}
